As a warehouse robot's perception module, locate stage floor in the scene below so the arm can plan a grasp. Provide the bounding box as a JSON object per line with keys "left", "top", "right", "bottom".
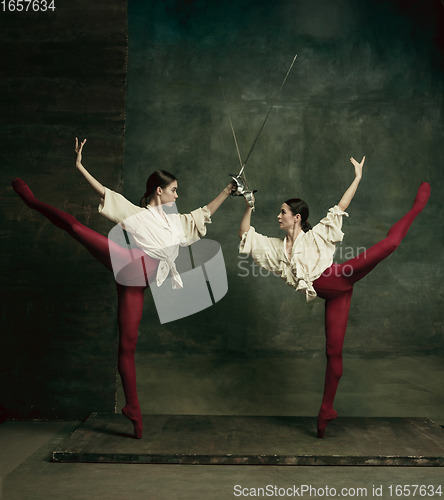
{"left": 52, "top": 414, "right": 444, "bottom": 466}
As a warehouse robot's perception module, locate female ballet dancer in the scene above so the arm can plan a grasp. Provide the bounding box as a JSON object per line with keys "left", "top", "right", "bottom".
{"left": 12, "top": 138, "right": 235, "bottom": 439}
{"left": 238, "top": 156, "right": 430, "bottom": 438}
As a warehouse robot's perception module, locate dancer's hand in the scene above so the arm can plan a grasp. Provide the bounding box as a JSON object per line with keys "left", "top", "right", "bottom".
{"left": 75, "top": 138, "right": 87, "bottom": 169}
{"left": 224, "top": 180, "right": 237, "bottom": 196}
{"left": 350, "top": 156, "right": 365, "bottom": 180}
{"left": 75, "top": 138, "right": 105, "bottom": 197}
{"left": 338, "top": 157, "right": 364, "bottom": 211}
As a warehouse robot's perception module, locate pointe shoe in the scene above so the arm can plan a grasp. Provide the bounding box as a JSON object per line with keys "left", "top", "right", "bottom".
{"left": 317, "top": 408, "right": 337, "bottom": 439}
{"left": 122, "top": 405, "right": 143, "bottom": 439}
{"left": 413, "top": 182, "right": 431, "bottom": 213}
{"left": 12, "top": 178, "right": 37, "bottom": 208}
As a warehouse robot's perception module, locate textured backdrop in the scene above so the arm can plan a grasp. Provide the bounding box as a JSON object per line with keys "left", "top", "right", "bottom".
{"left": 1, "top": 0, "right": 443, "bottom": 421}
{"left": 1, "top": 0, "right": 128, "bottom": 419}
{"left": 125, "top": 0, "right": 443, "bottom": 356}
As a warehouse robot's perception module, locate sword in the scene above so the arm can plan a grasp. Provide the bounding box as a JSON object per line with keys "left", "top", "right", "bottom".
{"left": 220, "top": 54, "right": 298, "bottom": 210}
{"left": 219, "top": 77, "right": 257, "bottom": 209}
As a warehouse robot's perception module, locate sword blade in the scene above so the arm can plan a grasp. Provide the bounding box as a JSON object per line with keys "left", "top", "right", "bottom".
{"left": 219, "top": 76, "right": 244, "bottom": 171}
{"left": 243, "top": 54, "right": 298, "bottom": 168}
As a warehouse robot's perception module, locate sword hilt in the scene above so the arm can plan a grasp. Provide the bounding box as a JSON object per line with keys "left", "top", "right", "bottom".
{"left": 229, "top": 174, "right": 256, "bottom": 210}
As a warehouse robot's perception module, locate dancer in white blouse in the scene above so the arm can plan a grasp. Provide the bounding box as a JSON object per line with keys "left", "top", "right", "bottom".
{"left": 12, "top": 138, "right": 235, "bottom": 439}
{"left": 238, "top": 156, "right": 430, "bottom": 438}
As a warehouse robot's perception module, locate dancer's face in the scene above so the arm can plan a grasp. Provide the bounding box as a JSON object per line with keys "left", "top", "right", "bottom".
{"left": 159, "top": 180, "right": 178, "bottom": 206}
{"left": 277, "top": 203, "right": 300, "bottom": 230}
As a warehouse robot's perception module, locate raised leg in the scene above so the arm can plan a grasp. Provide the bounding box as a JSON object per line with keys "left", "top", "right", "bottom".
{"left": 116, "top": 283, "right": 146, "bottom": 439}
{"left": 340, "top": 182, "right": 430, "bottom": 285}
{"left": 317, "top": 288, "right": 353, "bottom": 438}
{"left": 11, "top": 178, "right": 158, "bottom": 280}
{"left": 13, "top": 178, "right": 116, "bottom": 270}
{"left": 313, "top": 182, "right": 430, "bottom": 295}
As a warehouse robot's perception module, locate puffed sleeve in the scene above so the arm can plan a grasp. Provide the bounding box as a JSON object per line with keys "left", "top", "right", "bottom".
{"left": 179, "top": 206, "right": 212, "bottom": 244}
{"left": 239, "top": 226, "right": 282, "bottom": 273}
{"left": 310, "top": 205, "right": 349, "bottom": 245}
{"left": 98, "top": 187, "right": 145, "bottom": 224}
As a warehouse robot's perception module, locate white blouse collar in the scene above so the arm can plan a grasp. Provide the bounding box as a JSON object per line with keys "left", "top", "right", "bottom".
{"left": 283, "top": 230, "right": 304, "bottom": 262}
{"left": 146, "top": 204, "right": 172, "bottom": 231}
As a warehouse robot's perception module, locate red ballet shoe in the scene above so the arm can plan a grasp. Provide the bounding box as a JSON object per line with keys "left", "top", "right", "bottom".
{"left": 12, "top": 178, "right": 37, "bottom": 208}
{"left": 317, "top": 407, "right": 337, "bottom": 439}
{"left": 122, "top": 405, "right": 143, "bottom": 439}
{"left": 413, "top": 182, "right": 430, "bottom": 213}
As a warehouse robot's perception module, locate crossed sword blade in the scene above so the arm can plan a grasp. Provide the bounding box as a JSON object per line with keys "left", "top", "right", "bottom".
{"left": 220, "top": 54, "right": 298, "bottom": 209}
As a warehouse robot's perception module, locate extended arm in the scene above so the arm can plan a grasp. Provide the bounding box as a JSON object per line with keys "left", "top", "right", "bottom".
{"left": 337, "top": 156, "right": 365, "bottom": 211}
{"left": 206, "top": 182, "right": 236, "bottom": 216}
{"left": 75, "top": 138, "right": 106, "bottom": 198}
{"left": 239, "top": 197, "right": 254, "bottom": 238}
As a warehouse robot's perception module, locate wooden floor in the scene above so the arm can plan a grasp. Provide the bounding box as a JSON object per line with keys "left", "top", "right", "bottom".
{"left": 52, "top": 414, "right": 444, "bottom": 466}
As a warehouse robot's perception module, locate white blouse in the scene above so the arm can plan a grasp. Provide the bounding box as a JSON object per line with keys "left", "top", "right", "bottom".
{"left": 98, "top": 187, "right": 212, "bottom": 289}
{"left": 239, "top": 205, "right": 348, "bottom": 301}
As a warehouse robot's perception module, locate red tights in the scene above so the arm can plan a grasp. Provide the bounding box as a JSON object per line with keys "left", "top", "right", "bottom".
{"left": 12, "top": 179, "right": 158, "bottom": 439}
{"left": 313, "top": 182, "right": 430, "bottom": 437}
{"left": 13, "top": 179, "right": 431, "bottom": 440}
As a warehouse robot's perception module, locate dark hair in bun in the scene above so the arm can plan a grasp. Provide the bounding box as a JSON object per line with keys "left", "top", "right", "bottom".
{"left": 140, "top": 170, "right": 177, "bottom": 207}
{"left": 284, "top": 198, "right": 312, "bottom": 232}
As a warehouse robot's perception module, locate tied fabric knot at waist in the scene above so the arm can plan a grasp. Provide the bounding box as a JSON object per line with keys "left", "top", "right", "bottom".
{"left": 156, "top": 258, "right": 183, "bottom": 289}
{"left": 281, "top": 259, "right": 317, "bottom": 301}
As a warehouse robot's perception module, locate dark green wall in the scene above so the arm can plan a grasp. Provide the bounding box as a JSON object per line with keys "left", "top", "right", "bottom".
{"left": 125, "top": 0, "right": 443, "bottom": 356}
{"left": 1, "top": 0, "right": 443, "bottom": 422}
